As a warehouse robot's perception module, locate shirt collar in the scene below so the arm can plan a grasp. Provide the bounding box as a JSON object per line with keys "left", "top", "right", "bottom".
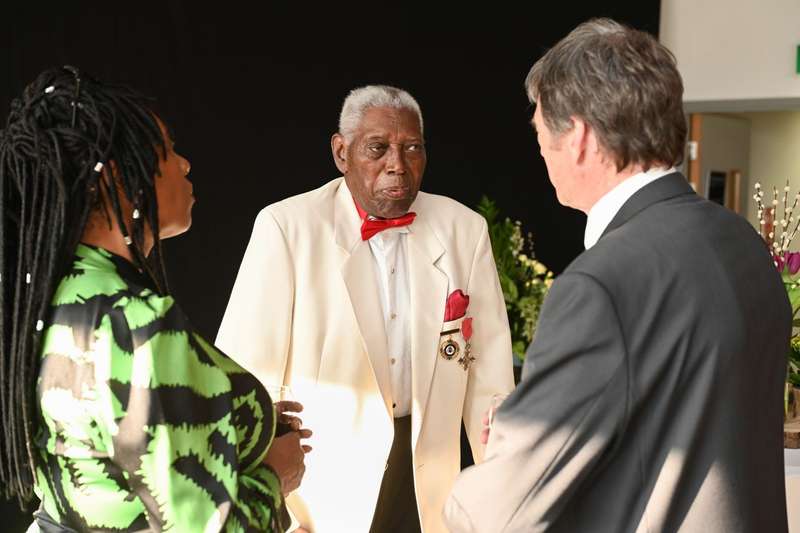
{"left": 369, "top": 225, "right": 410, "bottom": 248}
{"left": 74, "top": 243, "right": 159, "bottom": 291}
{"left": 584, "top": 167, "right": 676, "bottom": 249}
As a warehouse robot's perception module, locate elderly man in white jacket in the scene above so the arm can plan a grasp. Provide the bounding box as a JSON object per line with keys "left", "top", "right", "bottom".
{"left": 217, "top": 85, "right": 514, "bottom": 533}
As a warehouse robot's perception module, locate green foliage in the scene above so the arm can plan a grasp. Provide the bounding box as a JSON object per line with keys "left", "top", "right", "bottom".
{"left": 476, "top": 195, "right": 553, "bottom": 361}
{"left": 784, "top": 273, "right": 800, "bottom": 390}
{"left": 790, "top": 336, "right": 800, "bottom": 387}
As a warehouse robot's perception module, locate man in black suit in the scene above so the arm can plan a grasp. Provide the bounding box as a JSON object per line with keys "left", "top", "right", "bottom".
{"left": 443, "top": 18, "right": 791, "bottom": 533}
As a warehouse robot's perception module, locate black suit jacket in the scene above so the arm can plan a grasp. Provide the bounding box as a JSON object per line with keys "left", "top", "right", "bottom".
{"left": 444, "top": 173, "right": 791, "bottom": 532}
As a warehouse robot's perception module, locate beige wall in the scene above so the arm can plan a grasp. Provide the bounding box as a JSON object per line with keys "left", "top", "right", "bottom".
{"left": 660, "top": 0, "right": 800, "bottom": 106}
{"left": 739, "top": 112, "right": 800, "bottom": 225}
{"left": 697, "top": 114, "right": 750, "bottom": 211}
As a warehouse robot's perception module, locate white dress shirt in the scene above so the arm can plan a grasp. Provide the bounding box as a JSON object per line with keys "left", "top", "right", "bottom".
{"left": 367, "top": 226, "right": 412, "bottom": 417}
{"left": 584, "top": 167, "right": 676, "bottom": 249}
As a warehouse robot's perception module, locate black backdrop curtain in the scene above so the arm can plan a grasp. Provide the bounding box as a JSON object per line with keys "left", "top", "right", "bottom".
{"left": 1, "top": 1, "right": 659, "bottom": 525}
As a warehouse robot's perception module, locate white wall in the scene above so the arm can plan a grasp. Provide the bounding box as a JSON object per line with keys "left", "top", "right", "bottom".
{"left": 740, "top": 111, "right": 800, "bottom": 225}
{"left": 660, "top": 0, "right": 800, "bottom": 108}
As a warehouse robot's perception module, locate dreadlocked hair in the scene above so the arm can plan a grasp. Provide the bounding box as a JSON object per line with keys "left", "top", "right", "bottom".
{"left": 0, "top": 66, "right": 170, "bottom": 504}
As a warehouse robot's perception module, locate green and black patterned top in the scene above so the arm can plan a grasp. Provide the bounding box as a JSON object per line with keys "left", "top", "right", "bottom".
{"left": 32, "top": 244, "right": 288, "bottom": 532}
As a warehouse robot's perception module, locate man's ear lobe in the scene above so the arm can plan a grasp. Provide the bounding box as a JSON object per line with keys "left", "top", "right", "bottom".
{"left": 567, "top": 117, "right": 590, "bottom": 162}
{"left": 331, "top": 133, "right": 348, "bottom": 174}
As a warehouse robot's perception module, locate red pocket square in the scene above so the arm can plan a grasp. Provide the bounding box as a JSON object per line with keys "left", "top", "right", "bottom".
{"left": 444, "top": 289, "right": 470, "bottom": 321}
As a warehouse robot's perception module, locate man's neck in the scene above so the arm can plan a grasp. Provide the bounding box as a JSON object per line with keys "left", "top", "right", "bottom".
{"left": 582, "top": 165, "right": 675, "bottom": 249}
{"left": 579, "top": 164, "right": 645, "bottom": 214}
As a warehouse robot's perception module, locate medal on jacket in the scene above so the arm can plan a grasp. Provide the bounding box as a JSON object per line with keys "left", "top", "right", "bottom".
{"left": 458, "top": 317, "right": 475, "bottom": 371}
{"left": 439, "top": 328, "right": 460, "bottom": 360}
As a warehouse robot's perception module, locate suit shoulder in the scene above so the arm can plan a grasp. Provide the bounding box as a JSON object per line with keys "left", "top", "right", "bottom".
{"left": 566, "top": 194, "right": 765, "bottom": 283}
{"left": 256, "top": 178, "right": 340, "bottom": 228}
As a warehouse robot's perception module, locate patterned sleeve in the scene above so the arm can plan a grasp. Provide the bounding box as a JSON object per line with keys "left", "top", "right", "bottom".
{"left": 92, "top": 288, "right": 288, "bottom": 532}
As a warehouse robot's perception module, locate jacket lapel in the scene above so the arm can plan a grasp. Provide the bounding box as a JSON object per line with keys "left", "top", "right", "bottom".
{"left": 600, "top": 172, "right": 695, "bottom": 240}
{"left": 334, "top": 179, "right": 394, "bottom": 419}
{"left": 406, "top": 212, "right": 448, "bottom": 451}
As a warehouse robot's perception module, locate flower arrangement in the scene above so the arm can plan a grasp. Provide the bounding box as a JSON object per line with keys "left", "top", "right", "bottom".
{"left": 476, "top": 196, "right": 553, "bottom": 361}
{"left": 753, "top": 181, "right": 800, "bottom": 416}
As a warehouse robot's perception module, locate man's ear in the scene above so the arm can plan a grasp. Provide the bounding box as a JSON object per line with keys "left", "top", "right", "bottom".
{"left": 567, "top": 116, "right": 589, "bottom": 165}
{"left": 331, "top": 133, "right": 348, "bottom": 174}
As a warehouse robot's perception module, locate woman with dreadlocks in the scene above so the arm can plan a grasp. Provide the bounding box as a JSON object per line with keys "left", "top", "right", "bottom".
{"left": 0, "top": 66, "right": 309, "bottom": 532}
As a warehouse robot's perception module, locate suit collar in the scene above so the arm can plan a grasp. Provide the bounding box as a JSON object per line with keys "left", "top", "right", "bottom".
{"left": 333, "top": 178, "right": 363, "bottom": 254}
{"left": 585, "top": 167, "right": 676, "bottom": 249}
{"left": 406, "top": 202, "right": 445, "bottom": 266}
{"left": 600, "top": 172, "right": 694, "bottom": 241}
{"left": 405, "top": 203, "right": 448, "bottom": 449}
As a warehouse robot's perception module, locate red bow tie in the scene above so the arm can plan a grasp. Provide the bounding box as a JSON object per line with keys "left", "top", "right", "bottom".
{"left": 354, "top": 199, "right": 416, "bottom": 241}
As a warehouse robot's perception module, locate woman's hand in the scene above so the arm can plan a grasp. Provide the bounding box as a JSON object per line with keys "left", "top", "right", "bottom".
{"left": 264, "top": 431, "right": 306, "bottom": 495}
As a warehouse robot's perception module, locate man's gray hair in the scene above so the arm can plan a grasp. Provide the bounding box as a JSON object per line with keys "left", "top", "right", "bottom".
{"left": 338, "top": 85, "right": 424, "bottom": 141}
{"left": 525, "top": 18, "right": 686, "bottom": 172}
{"left": 525, "top": 18, "right": 625, "bottom": 105}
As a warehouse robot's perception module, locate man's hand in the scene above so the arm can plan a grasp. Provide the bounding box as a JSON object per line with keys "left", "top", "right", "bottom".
{"left": 275, "top": 400, "right": 313, "bottom": 452}
{"left": 480, "top": 408, "right": 491, "bottom": 445}
{"left": 264, "top": 431, "right": 306, "bottom": 494}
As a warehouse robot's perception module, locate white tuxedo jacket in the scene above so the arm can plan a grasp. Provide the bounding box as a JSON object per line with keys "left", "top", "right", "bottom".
{"left": 217, "top": 178, "right": 514, "bottom": 532}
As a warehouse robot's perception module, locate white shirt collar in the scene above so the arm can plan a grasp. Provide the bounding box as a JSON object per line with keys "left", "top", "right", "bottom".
{"left": 584, "top": 167, "right": 676, "bottom": 249}
{"left": 368, "top": 225, "right": 410, "bottom": 246}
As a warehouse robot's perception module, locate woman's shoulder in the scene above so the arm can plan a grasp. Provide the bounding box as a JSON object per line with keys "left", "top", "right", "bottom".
{"left": 44, "top": 249, "right": 187, "bottom": 366}
{"left": 51, "top": 245, "right": 164, "bottom": 310}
